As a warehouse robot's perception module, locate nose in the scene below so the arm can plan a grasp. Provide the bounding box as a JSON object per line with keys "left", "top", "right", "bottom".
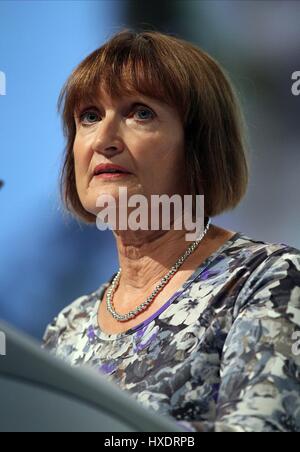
{"left": 91, "top": 113, "right": 125, "bottom": 156}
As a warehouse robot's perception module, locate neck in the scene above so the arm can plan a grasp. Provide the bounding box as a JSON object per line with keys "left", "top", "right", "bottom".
{"left": 112, "top": 219, "right": 211, "bottom": 295}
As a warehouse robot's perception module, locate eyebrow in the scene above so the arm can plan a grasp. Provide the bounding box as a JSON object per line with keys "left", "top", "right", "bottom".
{"left": 74, "top": 98, "right": 157, "bottom": 116}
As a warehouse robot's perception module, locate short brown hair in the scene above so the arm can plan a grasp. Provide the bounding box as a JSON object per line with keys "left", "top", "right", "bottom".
{"left": 58, "top": 28, "right": 249, "bottom": 223}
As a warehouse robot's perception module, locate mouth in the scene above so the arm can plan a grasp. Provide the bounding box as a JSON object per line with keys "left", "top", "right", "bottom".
{"left": 93, "top": 171, "right": 133, "bottom": 180}
{"left": 93, "top": 162, "right": 134, "bottom": 179}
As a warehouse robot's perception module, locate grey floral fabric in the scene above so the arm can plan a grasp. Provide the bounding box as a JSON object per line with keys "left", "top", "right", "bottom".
{"left": 42, "top": 232, "right": 300, "bottom": 432}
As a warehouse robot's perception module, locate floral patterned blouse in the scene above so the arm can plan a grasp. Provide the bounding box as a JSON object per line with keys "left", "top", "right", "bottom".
{"left": 42, "top": 231, "right": 300, "bottom": 432}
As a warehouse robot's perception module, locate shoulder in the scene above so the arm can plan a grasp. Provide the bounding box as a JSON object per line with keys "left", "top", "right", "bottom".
{"left": 42, "top": 279, "right": 112, "bottom": 352}
{"left": 225, "top": 231, "right": 300, "bottom": 275}
{"left": 204, "top": 230, "right": 300, "bottom": 317}
{"left": 199, "top": 231, "right": 300, "bottom": 293}
{"left": 231, "top": 234, "right": 300, "bottom": 317}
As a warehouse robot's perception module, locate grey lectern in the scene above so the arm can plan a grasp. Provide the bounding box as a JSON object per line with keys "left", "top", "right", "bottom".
{"left": 0, "top": 321, "right": 184, "bottom": 432}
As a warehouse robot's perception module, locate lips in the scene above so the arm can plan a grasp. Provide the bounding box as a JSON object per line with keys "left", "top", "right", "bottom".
{"left": 93, "top": 164, "right": 132, "bottom": 176}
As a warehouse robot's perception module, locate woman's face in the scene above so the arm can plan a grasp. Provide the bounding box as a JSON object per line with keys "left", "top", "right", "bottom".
{"left": 73, "top": 85, "right": 189, "bottom": 222}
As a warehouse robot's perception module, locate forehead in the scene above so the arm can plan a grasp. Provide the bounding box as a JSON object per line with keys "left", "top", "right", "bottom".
{"left": 98, "top": 86, "right": 154, "bottom": 105}
{"left": 75, "top": 84, "right": 174, "bottom": 116}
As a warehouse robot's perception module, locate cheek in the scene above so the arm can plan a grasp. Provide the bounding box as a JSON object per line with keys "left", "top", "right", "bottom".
{"left": 141, "top": 134, "right": 184, "bottom": 175}
{"left": 73, "top": 135, "right": 90, "bottom": 177}
{"left": 134, "top": 139, "right": 185, "bottom": 194}
{"left": 72, "top": 137, "right": 92, "bottom": 199}
{"left": 73, "top": 135, "right": 83, "bottom": 166}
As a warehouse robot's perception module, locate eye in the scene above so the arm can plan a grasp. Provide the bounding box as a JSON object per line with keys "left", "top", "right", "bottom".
{"left": 79, "top": 110, "right": 99, "bottom": 126}
{"left": 133, "top": 106, "right": 155, "bottom": 122}
{"left": 77, "top": 103, "right": 155, "bottom": 127}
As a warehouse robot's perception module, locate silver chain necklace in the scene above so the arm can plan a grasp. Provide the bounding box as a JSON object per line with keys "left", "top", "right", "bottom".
{"left": 106, "top": 218, "right": 212, "bottom": 322}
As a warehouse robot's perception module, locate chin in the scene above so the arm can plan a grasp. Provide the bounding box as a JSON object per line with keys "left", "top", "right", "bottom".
{"left": 81, "top": 189, "right": 116, "bottom": 216}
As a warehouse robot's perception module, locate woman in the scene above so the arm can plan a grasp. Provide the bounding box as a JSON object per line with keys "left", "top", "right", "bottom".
{"left": 43, "top": 29, "right": 300, "bottom": 432}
